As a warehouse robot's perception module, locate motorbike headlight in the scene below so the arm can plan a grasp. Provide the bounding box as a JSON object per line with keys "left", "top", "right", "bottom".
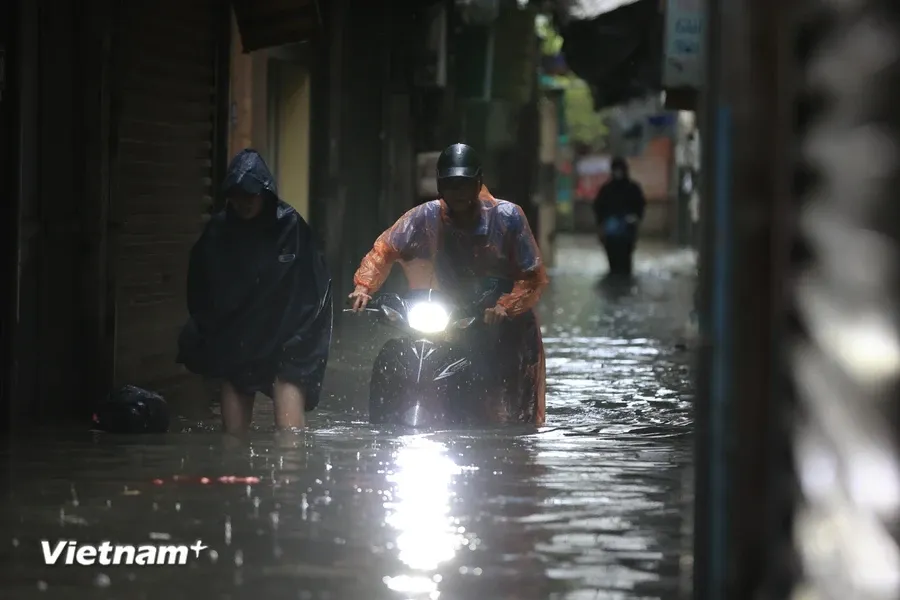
{"left": 407, "top": 302, "right": 451, "bottom": 333}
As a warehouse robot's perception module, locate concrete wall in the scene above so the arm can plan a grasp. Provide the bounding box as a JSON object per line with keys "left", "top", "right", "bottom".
{"left": 228, "top": 12, "right": 269, "bottom": 161}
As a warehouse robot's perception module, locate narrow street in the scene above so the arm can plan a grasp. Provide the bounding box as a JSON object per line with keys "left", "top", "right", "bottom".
{"left": 1, "top": 235, "right": 696, "bottom": 600}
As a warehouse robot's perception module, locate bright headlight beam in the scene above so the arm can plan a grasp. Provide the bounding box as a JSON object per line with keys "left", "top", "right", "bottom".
{"left": 407, "top": 302, "right": 450, "bottom": 333}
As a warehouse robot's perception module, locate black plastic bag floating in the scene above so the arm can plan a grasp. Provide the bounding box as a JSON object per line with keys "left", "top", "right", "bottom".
{"left": 92, "top": 385, "right": 170, "bottom": 434}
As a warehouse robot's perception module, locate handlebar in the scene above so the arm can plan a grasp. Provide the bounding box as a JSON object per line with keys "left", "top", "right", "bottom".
{"left": 344, "top": 281, "right": 510, "bottom": 320}
{"left": 343, "top": 292, "right": 385, "bottom": 314}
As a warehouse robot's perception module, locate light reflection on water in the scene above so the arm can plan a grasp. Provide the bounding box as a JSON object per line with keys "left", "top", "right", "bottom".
{"left": 383, "top": 437, "right": 464, "bottom": 596}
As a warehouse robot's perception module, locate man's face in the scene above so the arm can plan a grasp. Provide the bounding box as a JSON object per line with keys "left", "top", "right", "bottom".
{"left": 612, "top": 167, "right": 625, "bottom": 180}
{"left": 228, "top": 190, "right": 264, "bottom": 220}
{"left": 438, "top": 176, "right": 481, "bottom": 214}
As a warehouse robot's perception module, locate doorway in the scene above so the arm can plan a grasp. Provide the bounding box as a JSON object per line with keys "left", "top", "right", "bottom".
{"left": 268, "top": 57, "right": 312, "bottom": 221}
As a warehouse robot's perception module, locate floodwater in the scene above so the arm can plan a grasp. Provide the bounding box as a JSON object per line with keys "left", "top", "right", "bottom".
{"left": 0, "top": 235, "right": 697, "bottom": 600}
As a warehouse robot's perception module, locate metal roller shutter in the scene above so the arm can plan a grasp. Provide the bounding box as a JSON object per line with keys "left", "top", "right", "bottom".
{"left": 110, "top": 0, "right": 222, "bottom": 400}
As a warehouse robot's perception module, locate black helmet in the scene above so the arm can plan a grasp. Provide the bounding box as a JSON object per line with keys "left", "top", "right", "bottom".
{"left": 436, "top": 143, "right": 482, "bottom": 179}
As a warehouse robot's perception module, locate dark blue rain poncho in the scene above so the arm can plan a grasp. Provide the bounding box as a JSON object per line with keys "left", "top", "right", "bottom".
{"left": 177, "top": 150, "right": 333, "bottom": 409}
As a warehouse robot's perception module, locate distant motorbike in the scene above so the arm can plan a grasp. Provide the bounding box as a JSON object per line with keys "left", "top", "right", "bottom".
{"left": 349, "top": 280, "right": 510, "bottom": 428}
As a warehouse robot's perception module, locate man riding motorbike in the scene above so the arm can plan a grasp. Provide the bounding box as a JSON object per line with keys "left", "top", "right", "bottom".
{"left": 348, "top": 143, "right": 549, "bottom": 425}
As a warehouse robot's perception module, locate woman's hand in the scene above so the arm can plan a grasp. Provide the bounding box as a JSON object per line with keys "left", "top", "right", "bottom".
{"left": 484, "top": 304, "right": 509, "bottom": 325}
{"left": 348, "top": 286, "right": 372, "bottom": 312}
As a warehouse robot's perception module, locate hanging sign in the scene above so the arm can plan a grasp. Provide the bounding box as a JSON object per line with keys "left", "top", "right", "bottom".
{"left": 662, "top": 0, "right": 706, "bottom": 89}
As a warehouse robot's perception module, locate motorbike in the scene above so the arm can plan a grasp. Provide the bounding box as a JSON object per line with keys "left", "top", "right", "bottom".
{"left": 348, "top": 279, "right": 510, "bottom": 428}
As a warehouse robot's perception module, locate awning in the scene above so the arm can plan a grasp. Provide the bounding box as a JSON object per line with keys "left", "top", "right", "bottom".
{"left": 232, "top": 0, "right": 322, "bottom": 53}
{"left": 560, "top": 0, "right": 644, "bottom": 21}
{"left": 552, "top": 0, "right": 663, "bottom": 110}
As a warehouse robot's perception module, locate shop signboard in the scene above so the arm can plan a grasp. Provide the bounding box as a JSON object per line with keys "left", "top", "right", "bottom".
{"left": 663, "top": 0, "right": 705, "bottom": 89}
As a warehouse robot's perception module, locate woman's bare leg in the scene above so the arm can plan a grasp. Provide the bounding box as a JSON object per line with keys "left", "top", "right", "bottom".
{"left": 221, "top": 382, "right": 255, "bottom": 435}
{"left": 273, "top": 379, "right": 306, "bottom": 429}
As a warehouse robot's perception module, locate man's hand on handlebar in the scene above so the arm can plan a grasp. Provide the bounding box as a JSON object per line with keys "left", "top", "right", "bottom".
{"left": 484, "top": 304, "right": 508, "bottom": 325}
{"left": 348, "top": 286, "right": 372, "bottom": 312}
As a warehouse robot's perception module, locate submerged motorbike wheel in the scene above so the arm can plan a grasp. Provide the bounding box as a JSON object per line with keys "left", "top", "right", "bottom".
{"left": 368, "top": 338, "right": 447, "bottom": 428}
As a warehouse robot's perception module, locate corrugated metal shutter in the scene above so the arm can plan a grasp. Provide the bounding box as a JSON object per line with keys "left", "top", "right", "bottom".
{"left": 110, "top": 0, "right": 221, "bottom": 399}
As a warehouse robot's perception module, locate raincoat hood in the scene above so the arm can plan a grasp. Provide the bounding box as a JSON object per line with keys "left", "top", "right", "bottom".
{"left": 611, "top": 156, "right": 629, "bottom": 177}
{"left": 222, "top": 148, "right": 278, "bottom": 197}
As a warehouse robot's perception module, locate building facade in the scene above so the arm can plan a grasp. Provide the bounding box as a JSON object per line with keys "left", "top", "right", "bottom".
{"left": 0, "top": 0, "right": 545, "bottom": 428}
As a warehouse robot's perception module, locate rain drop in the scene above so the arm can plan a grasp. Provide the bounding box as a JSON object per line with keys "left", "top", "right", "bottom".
{"left": 225, "top": 516, "right": 233, "bottom": 545}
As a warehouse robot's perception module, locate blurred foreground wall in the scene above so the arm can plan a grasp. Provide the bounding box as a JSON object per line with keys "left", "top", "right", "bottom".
{"left": 693, "top": 0, "right": 900, "bottom": 598}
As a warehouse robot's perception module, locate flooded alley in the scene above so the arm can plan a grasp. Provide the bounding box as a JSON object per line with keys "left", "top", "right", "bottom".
{"left": 0, "top": 236, "right": 696, "bottom": 600}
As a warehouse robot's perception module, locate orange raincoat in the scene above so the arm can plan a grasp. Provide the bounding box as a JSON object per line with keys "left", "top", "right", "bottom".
{"left": 353, "top": 186, "right": 549, "bottom": 424}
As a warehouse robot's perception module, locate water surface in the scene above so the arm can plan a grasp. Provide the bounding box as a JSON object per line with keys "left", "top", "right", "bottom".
{"left": 1, "top": 236, "right": 696, "bottom": 600}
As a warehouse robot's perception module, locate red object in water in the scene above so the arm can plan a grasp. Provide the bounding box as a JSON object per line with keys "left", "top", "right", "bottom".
{"left": 218, "top": 476, "right": 261, "bottom": 484}
{"left": 150, "top": 475, "right": 262, "bottom": 485}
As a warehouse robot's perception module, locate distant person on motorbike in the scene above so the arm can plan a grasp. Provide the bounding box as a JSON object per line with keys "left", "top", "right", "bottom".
{"left": 177, "top": 149, "right": 333, "bottom": 435}
{"left": 593, "top": 156, "right": 646, "bottom": 277}
{"left": 348, "top": 143, "right": 550, "bottom": 425}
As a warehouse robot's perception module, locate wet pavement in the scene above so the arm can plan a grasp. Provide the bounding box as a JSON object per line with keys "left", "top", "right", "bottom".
{"left": 0, "top": 235, "right": 697, "bottom": 600}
